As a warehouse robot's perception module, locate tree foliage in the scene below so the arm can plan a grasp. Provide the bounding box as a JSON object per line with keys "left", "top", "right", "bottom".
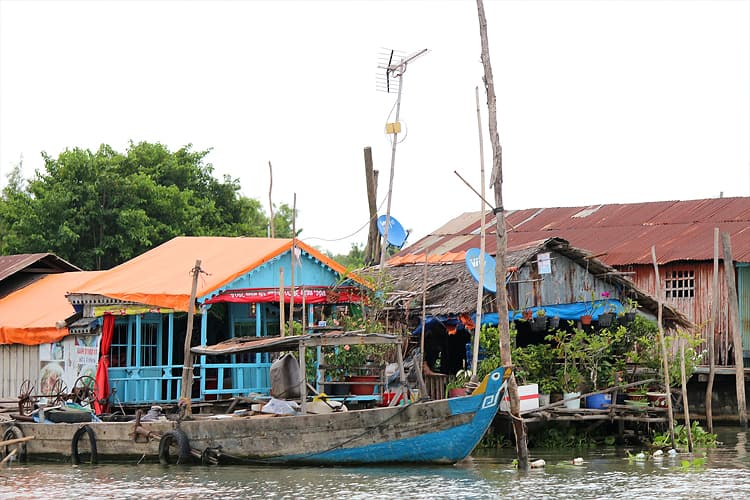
{"left": 0, "top": 142, "right": 295, "bottom": 269}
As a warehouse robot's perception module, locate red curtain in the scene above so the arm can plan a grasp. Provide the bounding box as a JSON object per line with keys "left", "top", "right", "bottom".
{"left": 93, "top": 314, "right": 114, "bottom": 415}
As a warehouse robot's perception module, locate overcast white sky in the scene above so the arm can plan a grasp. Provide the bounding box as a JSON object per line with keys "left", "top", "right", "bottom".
{"left": 1, "top": 0, "right": 748, "bottom": 255}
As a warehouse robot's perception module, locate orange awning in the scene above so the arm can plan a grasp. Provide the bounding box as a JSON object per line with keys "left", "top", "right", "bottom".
{"left": 0, "top": 271, "right": 103, "bottom": 345}
{"left": 68, "top": 237, "right": 371, "bottom": 312}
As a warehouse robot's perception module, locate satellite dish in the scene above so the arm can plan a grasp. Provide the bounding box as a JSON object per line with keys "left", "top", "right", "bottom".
{"left": 465, "top": 248, "right": 497, "bottom": 293}
{"left": 377, "top": 215, "right": 408, "bottom": 248}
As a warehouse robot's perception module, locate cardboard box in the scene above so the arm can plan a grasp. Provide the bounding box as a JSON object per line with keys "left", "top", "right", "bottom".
{"left": 500, "top": 383, "right": 539, "bottom": 412}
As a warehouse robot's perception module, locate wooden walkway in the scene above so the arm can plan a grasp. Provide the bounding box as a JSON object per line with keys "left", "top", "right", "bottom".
{"left": 519, "top": 403, "right": 668, "bottom": 424}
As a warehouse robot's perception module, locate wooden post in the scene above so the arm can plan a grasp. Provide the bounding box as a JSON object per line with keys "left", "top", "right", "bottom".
{"left": 651, "top": 246, "right": 676, "bottom": 448}
{"left": 706, "top": 227, "right": 719, "bottom": 433}
{"left": 289, "top": 193, "right": 296, "bottom": 336}
{"left": 180, "top": 259, "right": 202, "bottom": 419}
{"left": 722, "top": 232, "right": 747, "bottom": 428}
{"left": 471, "top": 85, "right": 487, "bottom": 383}
{"left": 279, "top": 268, "right": 285, "bottom": 337}
{"left": 476, "top": 0, "right": 528, "bottom": 470}
{"left": 299, "top": 342, "right": 307, "bottom": 414}
{"left": 680, "top": 338, "right": 694, "bottom": 452}
{"left": 420, "top": 248, "right": 428, "bottom": 382}
{"left": 363, "top": 147, "right": 380, "bottom": 266}
{"left": 268, "top": 161, "right": 275, "bottom": 238}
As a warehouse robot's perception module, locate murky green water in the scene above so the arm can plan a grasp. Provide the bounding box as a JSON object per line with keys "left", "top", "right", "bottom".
{"left": 3, "top": 428, "right": 750, "bottom": 499}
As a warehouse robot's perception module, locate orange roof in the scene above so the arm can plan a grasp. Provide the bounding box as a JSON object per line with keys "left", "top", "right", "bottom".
{"left": 69, "top": 237, "right": 369, "bottom": 311}
{"left": 0, "top": 271, "right": 103, "bottom": 345}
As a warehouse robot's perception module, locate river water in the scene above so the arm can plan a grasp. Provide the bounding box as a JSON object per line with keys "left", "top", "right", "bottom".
{"left": 3, "top": 427, "right": 750, "bottom": 499}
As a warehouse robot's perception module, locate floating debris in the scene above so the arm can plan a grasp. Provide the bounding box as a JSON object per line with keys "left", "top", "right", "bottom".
{"left": 530, "top": 459, "right": 546, "bottom": 468}
{"left": 572, "top": 457, "right": 584, "bottom": 465}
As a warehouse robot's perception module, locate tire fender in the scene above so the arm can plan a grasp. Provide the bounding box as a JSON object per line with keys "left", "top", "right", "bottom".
{"left": 2, "top": 425, "right": 27, "bottom": 462}
{"left": 158, "top": 429, "right": 191, "bottom": 465}
{"left": 71, "top": 425, "right": 98, "bottom": 465}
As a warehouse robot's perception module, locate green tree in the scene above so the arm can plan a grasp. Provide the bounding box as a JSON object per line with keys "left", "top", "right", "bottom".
{"left": 329, "top": 243, "right": 366, "bottom": 270}
{"left": 0, "top": 141, "right": 295, "bottom": 269}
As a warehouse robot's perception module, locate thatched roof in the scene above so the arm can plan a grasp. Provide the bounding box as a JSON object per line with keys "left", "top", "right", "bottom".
{"left": 364, "top": 237, "right": 691, "bottom": 329}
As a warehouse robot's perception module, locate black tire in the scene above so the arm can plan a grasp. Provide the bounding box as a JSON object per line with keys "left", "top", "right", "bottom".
{"left": 158, "top": 429, "right": 191, "bottom": 465}
{"left": 2, "top": 425, "right": 27, "bottom": 462}
{"left": 71, "top": 425, "right": 98, "bottom": 465}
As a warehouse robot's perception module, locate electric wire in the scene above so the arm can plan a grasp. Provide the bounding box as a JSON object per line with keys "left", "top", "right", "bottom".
{"left": 302, "top": 193, "right": 389, "bottom": 244}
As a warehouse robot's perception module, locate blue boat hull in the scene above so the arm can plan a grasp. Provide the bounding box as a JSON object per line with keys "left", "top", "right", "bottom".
{"left": 10, "top": 367, "right": 508, "bottom": 465}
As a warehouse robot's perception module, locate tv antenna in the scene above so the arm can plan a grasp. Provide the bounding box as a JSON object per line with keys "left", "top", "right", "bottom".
{"left": 376, "top": 48, "right": 428, "bottom": 270}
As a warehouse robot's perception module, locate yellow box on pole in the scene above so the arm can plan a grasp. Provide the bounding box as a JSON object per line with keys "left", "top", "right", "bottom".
{"left": 385, "top": 122, "right": 401, "bottom": 134}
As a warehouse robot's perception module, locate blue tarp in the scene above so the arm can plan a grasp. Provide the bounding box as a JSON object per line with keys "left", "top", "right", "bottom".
{"left": 475, "top": 300, "right": 624, "bottom": 327}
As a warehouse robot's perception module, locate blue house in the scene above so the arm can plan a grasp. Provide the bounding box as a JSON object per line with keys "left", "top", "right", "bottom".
{"left": 65, "top": 236, "right": 370, "bottom": 409}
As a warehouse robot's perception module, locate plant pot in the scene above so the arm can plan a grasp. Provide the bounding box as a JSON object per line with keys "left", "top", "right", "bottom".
{"left": 547, "top": 316, "right": 560, "bottom": 329}
{"left": 563, "top": 391, "right": 581, "bottom": 409}
{"left": 647, "top": 392, "right": 668, "bottom": 407}
{"left": 598, "top": 312, "right": 614, "bottom": 327}
{"left": 621, "top": 311, "right": 636, "bottom": 324}
{"left": 348, "top": 375, "right": 378, "bottom": 395}
{"left": 448, "top": 387, "right": 467, "bottom": 398}
{"left": 531, "top": 316, "right": 547, "bottom": 332}
{"left": 580, "top": 315, "right": 592, "bottom": 326}
{"left": 585, "top": 393, "right": 612, "bottom": 409}
{"left": 539, "top": 393, "right": 551, "bottom": 407}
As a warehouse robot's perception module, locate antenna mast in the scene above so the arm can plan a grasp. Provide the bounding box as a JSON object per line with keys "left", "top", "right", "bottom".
{"left": 376, "top": 48, "right": 428, "bottom": 270}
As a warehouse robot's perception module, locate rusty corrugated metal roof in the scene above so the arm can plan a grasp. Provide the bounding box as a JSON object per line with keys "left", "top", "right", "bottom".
{"left": 391, "top": 197, "right": 750, "bottom": 266}
{"left": 0, "top": 253, "right": 81, "bottom": 283}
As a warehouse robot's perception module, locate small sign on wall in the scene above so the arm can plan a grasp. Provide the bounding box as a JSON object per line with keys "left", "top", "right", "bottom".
{"left": 537, "top": 253, "right": 552, "bottom": 274}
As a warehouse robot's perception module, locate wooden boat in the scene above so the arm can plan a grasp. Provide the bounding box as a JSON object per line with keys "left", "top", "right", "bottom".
{"left": 1, "top": 332, "right": 508, "bottom": 465}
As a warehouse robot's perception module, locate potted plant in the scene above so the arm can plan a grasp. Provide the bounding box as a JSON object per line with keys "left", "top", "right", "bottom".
{"left": 531, "top": 308, "right": 547, "bottom": 332}
{"left": 597, "top": 292, "right": 616, "bottom": 327}
{"left": 538, "top": 377, "right": 559, "bottom": 407}
{"left": 578, "top": 291, "right": 596, "bottom": 325}
{"left": 618, "top": 297, "right": 639, "bottom": 324}
{"left": 557, "top": 365, "right": 584, "bottom": 409}
{"left": 579, "top": 326, "right": 622, "bottom": 409}
{"left": 548, "top": 329, "right": 585, "bottom": 409}
{"left": 445, "top": 369, "right": 473, "bottom": 398}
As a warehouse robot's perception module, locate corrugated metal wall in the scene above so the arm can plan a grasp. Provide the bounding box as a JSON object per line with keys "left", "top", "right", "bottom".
{"left": 517, "top": 253, "right": 621, "bottom": 307}
{"left": 0, "top": 344, "right": 39, "bottom": 399}
{"left": 737, "top": 265, "right": 750, "bottom": 358}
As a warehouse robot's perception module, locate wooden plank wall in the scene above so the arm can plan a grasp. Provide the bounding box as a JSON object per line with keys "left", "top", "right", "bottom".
{"left": 0, "top": 344, "right": 39, "bottom": 399}
{"left": 629, "top": 262, "right": 732, "bottom": 364}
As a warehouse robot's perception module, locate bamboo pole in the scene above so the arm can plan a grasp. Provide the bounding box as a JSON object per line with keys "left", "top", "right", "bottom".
{"left": 289, "top": 193, "right": 296, "bottom": 336}
{"left": 279, "top": 268, "right": 285, "bottom": 337}
{"left": 180, "top": 259, "right": 202, "bottom": 419}
{"left": 722, "top": 232, "right": 747, "bottom": 428}
{"left": 0, "top": 435, "right": 34, "bottom": 448}
{"left": 0, "top": 449, "right": 16, "bottom": 465}
{"left": 471, "top": 85, "right": 487, "bottom": 383}
{"left": 476, "top": 0, "right": 528, "bottom": 470}
{"left": 268, "top": 161, "right": 275, "bottom": 238}
{"left": 680, "top": 338, "right": 694, "bottom": 452}
{"left": 651, "top": 246, "right": 676, "bottom": 449}
{"left": 706, "top": 227, "right": 719, "bottom": 433}
{"left": 420, "top": 248, "right": 428, "bottom": 381}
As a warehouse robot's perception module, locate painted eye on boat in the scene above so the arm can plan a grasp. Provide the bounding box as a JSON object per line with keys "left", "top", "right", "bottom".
{"left": 491, "top": 372, "right": 501, "bottom": 380}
